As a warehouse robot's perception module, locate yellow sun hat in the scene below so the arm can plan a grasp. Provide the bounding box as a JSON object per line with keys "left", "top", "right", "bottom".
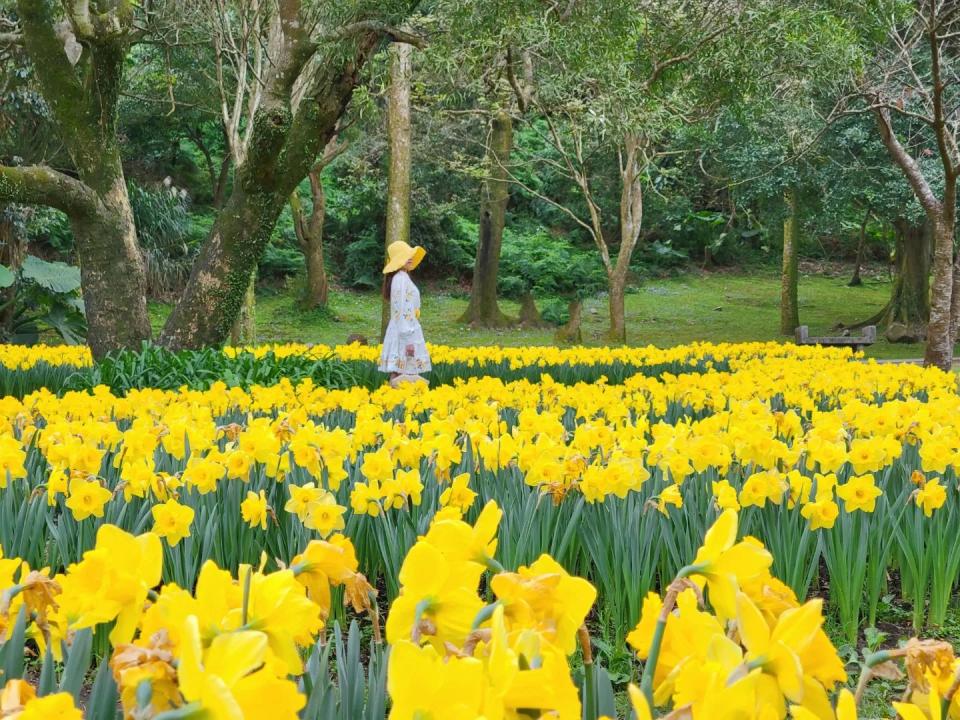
{"left": 383, "top": 240, "right": 426, "bottom": 274}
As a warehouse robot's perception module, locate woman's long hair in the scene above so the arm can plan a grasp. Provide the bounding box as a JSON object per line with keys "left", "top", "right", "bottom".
{"left": 382, "top": 271, "right": 397, "bottom": 301}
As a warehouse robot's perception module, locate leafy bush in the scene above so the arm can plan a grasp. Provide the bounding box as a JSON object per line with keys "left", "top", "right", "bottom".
{"left": 25, "top": 207, "right": 73, "bottom": 254}
{"left": 497, "top": 227, "right": 605, "bottom": 300}
{"left": 128, "top": 182, "right": 197, "bottom": 297}
{"left": 0, "top": 255, "right": 86, "bottom": 345}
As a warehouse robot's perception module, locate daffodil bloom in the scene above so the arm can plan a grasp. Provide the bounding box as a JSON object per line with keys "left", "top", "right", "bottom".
{"left": 736, "top": 592, "right": 826, "bottom": 704}
{"left": 490, "top": 553, "right": 597, "bottom": 654}
{"left": 420, "top": 499, "right": 501, "bottom": 568}
{"left": 687, "top": 509, "right": 772, "bottom": 620}
{"left": 836, "top": 474, "right": 883, "bottom": 513}
{"left": 387, "top": 640, "right": 485, "bottom": 719}
{"left": 57, "top": 525, "right": 162, "bottom": 645}
{"left": 439, "top": 472, "right": 477, "bottom": 512}
{"left": 792, "top": 688, "right": 858, "bottom": 720}
{"left": 109, "top": 638, "right": 180, "bottom": 717}
{"left": 4, "top": 691, "right": 81, "bottom": 720}
{"left": 479, "top": 605, "right": 582, "bottom": 719}
{"left": 385, "top": 540, "right": 484, "bottom": 650}
{"left": 240, "top": 489, "right": 269, "bottom": 529}
{"left": 800, "top": 497, "right": 839, "bottom": 530}
{"left": 303, "top": 491, "right": 346, "bottom": 537}
{"left": 177, "top": 616, "right": 305, "bottom": 720}
{"left": 657, "top": 483, "right": 683, "bottom": 515}
{"left": 151, "top": 499, "right": 195, "bottom": 546}
{"left": 894, "top": 674, "right": 943, "bottom": 720}
{"left": 64, "top": 476, "right": 112, "bottom": 521}
{"left": 284, "top": 482, "right": 323, "bottom": 521}
{"left": 915, "top": 478, "right": 947, "bottom": 517}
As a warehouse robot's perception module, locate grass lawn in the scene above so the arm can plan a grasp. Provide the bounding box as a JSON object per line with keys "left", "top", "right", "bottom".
{"left": 150, "top": 268, "right": 922, "bottom": 360}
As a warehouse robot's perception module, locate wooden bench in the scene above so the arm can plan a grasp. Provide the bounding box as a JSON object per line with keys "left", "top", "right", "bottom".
{"left": 795, "top": 325, "right": 876, "bottom": 353}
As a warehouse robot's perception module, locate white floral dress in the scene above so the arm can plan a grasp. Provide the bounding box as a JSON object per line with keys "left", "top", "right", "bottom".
{"left": 380, "top": 271, "right": 431, "bottom": 374}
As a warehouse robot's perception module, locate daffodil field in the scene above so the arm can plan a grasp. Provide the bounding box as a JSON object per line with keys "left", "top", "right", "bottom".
{"left": 0, "top": 343, "right": 959, "bottom": 718}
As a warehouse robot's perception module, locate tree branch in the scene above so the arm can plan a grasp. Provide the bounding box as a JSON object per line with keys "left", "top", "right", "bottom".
{"left": 0, "top": 165, "right": 98, "bottom": 216}
{"left": 874, "top": 106, "right": 942, "bottom": 216}
{"left": 319, "top": 21, "right": 426, "bottom": 49}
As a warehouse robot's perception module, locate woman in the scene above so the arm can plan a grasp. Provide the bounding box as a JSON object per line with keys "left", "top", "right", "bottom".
{"left": 380, "top": 240, "right": 431, "bottom": 379}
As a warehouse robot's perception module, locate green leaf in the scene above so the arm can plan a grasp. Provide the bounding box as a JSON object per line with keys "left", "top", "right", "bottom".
{"left": 0, "top": 265, "right": 14, "bottom": 289}
{"left": 60, "top": 628, "right": 93, "bottom": 701}
{"left": 86, "top": 658, "right": 120, "bottom": 720}
{"left": 20, "top": 255, "right": 82, "bottom": 294}
{"left": 1, "top": 606, "right": 27, "bottom": 680}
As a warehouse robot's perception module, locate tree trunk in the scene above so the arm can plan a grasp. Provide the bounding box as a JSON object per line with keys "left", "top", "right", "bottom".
{"left": 382, "top": 41, "right": 412, "bottom": 339}
{"left": 555, "top": 299, "right": 583, "bottom": 344}
{"left": 160, "top": 34, "right": 378, "bottom": 350}
{"left": 291, "top": 169, "right": 329, "bottom": 309}
{"left": 606, "top": 271, "right": 627, "bottom": 344}
{"left": 12, "top": 0, "right": 151, "bottom": 358}
{"left": 213, "top": 155, "right": 231, "bottom": 210}
{"left": 880, "top": 219, "right": 930, "bottom": 342}
{"left": 518, "top": 292, "right": 547, "bottom": 328}
{"left": 924, "top": 205, "right": 955, "bottom": 370}
{"left": 0, "top": 206, "right": 26, "bottom": 329}
{"left": 460, "top": 110, "right": 514, "bottom": 327}
{"left": 780, "top": 186, "right": 800, "bottom": 335}
{"left": 849, "top": 207, "right": 870, "bottom": 287}
{"left": 230, "top": 270, "right": 256, "bottom": 345}
{"left": 72, "top": 176, "right": 152, "bottom": 357}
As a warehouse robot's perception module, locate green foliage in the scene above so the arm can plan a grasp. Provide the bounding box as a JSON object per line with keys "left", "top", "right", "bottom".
{"left": 496, "top": 225, "right": 605, "bottom": 300}
{"left": 129, "top": 182, "right": 197, "bottom": 298}
{"left": 62, "top": 344, "right": 362, "bottom": 395}
{"left": 0, "top": 255, "right": 86, "bottom": 345}
{"left": 20, "top": 254, "right": 80, "bottom": 293}
{"left": 300, "top": 622, "right": 388, "bottom": 720}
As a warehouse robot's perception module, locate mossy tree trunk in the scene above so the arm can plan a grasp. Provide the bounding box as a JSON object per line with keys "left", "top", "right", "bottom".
{"left": 460, "top": 109, "right": 514, "bottom": 327}
{"left": 159, "top": 15, "right": 383, "bottom": 350}
{"left": 229, "top": 271, "right": 257, "bottom": 345}
{"left": 383, "top": 41, "right": 412, "bottom": 339}
{"left": 780, "top": 186, "right": 800, "bottom": 335}
{"left": 0, "top": 0, "right": 151, "bottom": 358}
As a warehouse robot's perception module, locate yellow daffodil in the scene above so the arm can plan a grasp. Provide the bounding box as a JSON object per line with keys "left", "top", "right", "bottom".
{"left": 240, "top": 489, "right": 269, "bottom": 529}
{"left": 915, "top": 478, "right": 948, "bottom": 517}
{"left": 57, "top": 525, "right": 162, "bottom": 645}
{"left": 151, "top": 499, "right": 195, "bottom": 546}
{"left": 689, "top": 510, "right": 773, "bottom": 620}
{"left": 64, "top": 476, "right": 112, "bottom": 521}
{"left": 177, "top": 616, "right": 305, "bottom": 720}
{"left": 836, "top": 474, "right": 883, "bottom": 513}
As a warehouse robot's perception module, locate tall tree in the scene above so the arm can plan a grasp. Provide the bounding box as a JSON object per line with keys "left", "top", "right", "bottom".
{"left": 460, "top": 106, "right": 515, "bottom": 327}
{"left": 0, "top": 1, "right": 423, "bottom": 355}
{"left": 382, "top": 40, "right": 413, "bottom": 337}
{"left": 849, "top": 1, "right": 960, "bottom": 369}
{"left": 781, "top": 186, "right": 800, "bottom": 334}
{"left": 289, "top": 135, "right": 347, "bottom": 309}
{"left": 505, "top": 0, "right": 748, "bottom": 343}
{"left": 457, "top": 46, "right": 537, "bottom": 328}
{"left": 0, "top": 1, "right": 151, "bottom": 357}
